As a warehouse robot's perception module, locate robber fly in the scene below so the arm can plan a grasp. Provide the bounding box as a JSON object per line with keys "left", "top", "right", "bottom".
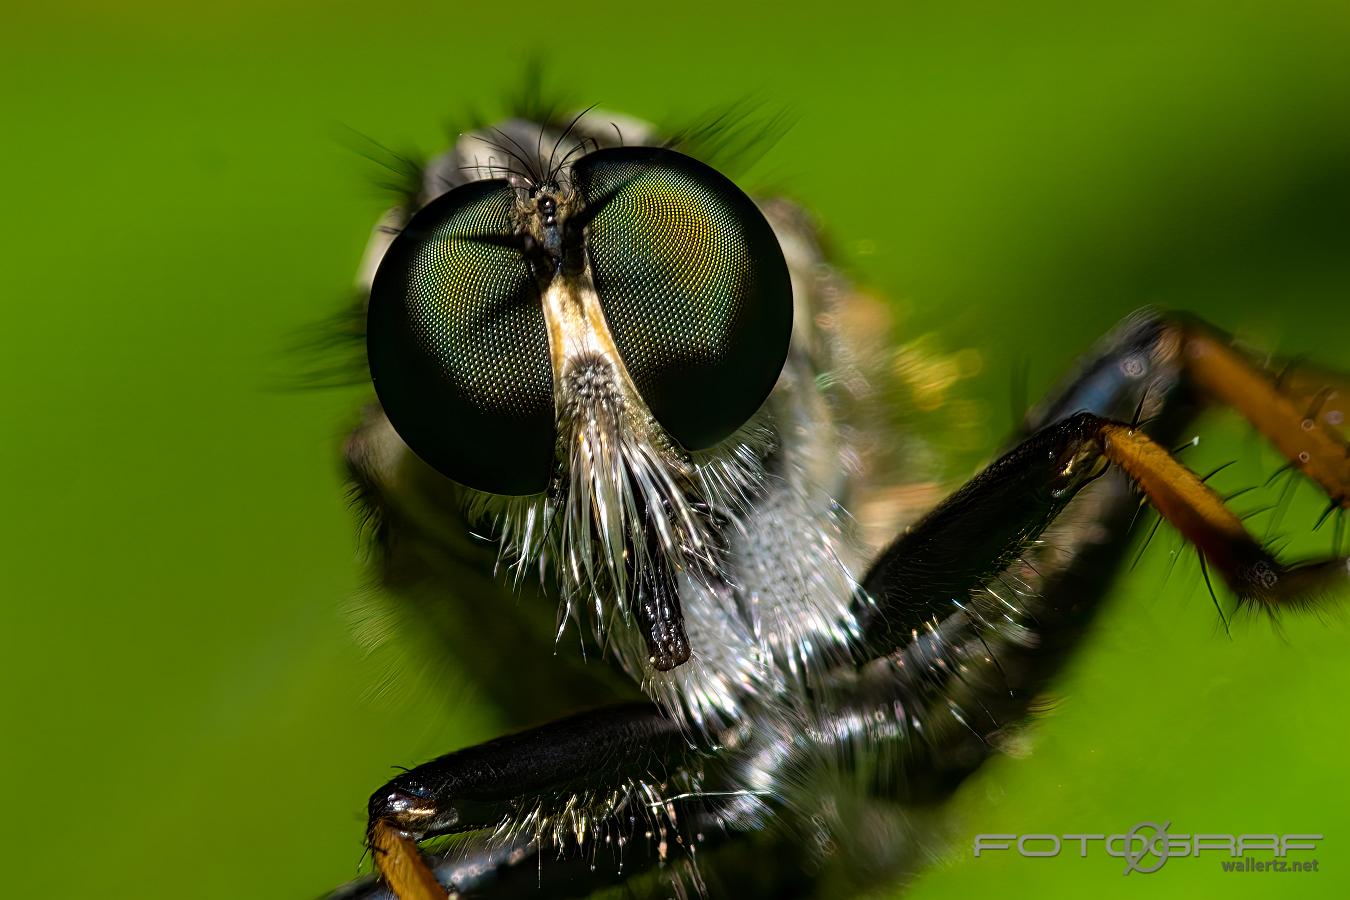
{"left": 323, "top": 101, "right": 1350, "bottom": 899}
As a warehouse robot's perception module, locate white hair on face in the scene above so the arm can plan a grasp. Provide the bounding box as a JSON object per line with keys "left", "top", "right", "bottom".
{"left": 460, "top": 349, "right": 780, "bottom": 726}
{"left": 457, "top": 339, "right": 869, "bottom": 736}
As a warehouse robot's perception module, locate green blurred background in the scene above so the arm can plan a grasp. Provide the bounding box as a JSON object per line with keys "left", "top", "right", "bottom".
{"left": 4, "top": 1, "right": 1349, "bottom": 897}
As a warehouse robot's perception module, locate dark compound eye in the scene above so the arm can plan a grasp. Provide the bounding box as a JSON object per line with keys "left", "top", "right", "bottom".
{"left": 367, "top": 179, "right": 556, "bottom": 496}
{"left": 574, "top": 147, "right": 793, "bottom": 450}
{"left": 367, "top": 150, "right": 792, "bottom": 494}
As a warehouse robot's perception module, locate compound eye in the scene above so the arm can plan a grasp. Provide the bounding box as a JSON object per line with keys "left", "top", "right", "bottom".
{"left": 574, "top": 147, "right": 793, "bottom": 450}
{"left": 367, "top": 180, "right": 555, "bottom": 495}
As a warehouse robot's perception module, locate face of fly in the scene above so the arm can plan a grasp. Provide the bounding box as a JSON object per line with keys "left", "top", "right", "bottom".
{"left": 366, "top": 136, "right": 794, "bottom": 674}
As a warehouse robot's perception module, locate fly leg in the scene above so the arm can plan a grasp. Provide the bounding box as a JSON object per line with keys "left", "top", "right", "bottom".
{"left": 327, "top": 703, "right": 732, "bottom": 900}
{"left": 331, "top": 826, "right": 698, "bottom": 900}
{"left": 859, "top": 308, "right": 1350, "bottom": 660}
{"left": 858, "top": 412, "right": 1348, "bottom": 659}
{"left": 845, "top": 309, "right": 1349, "bottom": 800}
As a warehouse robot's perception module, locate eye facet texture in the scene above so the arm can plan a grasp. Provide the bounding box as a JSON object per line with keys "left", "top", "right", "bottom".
{"left": 367, "top": 179, "right": 555, "bottom": 495}
{"left": 367, "top": 149, "right": 793, "bottom": 495}
{"left": 575, "top": 147, "right": 793, "bottom": 450}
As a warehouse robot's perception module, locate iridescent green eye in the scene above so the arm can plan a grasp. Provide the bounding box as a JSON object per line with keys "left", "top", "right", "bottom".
{"left": 367, "top": 179, "right": 555, "bottom": 496}
{"left": 574, "top": 147, "right": 793, "bottom": 450}
{"left": 367, "top": 148, "right": 792, "bottom": 495}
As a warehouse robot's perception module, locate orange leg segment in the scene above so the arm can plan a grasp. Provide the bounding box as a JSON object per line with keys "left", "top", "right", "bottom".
{"left": 1177, "top": 321, "right": 1350, "bottom": 510}
{"left": 1098, "top": 420, "right": 1348, "bottom": 610}
{"left": 369, "top": 820, "right": 449, "bottom": 900}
